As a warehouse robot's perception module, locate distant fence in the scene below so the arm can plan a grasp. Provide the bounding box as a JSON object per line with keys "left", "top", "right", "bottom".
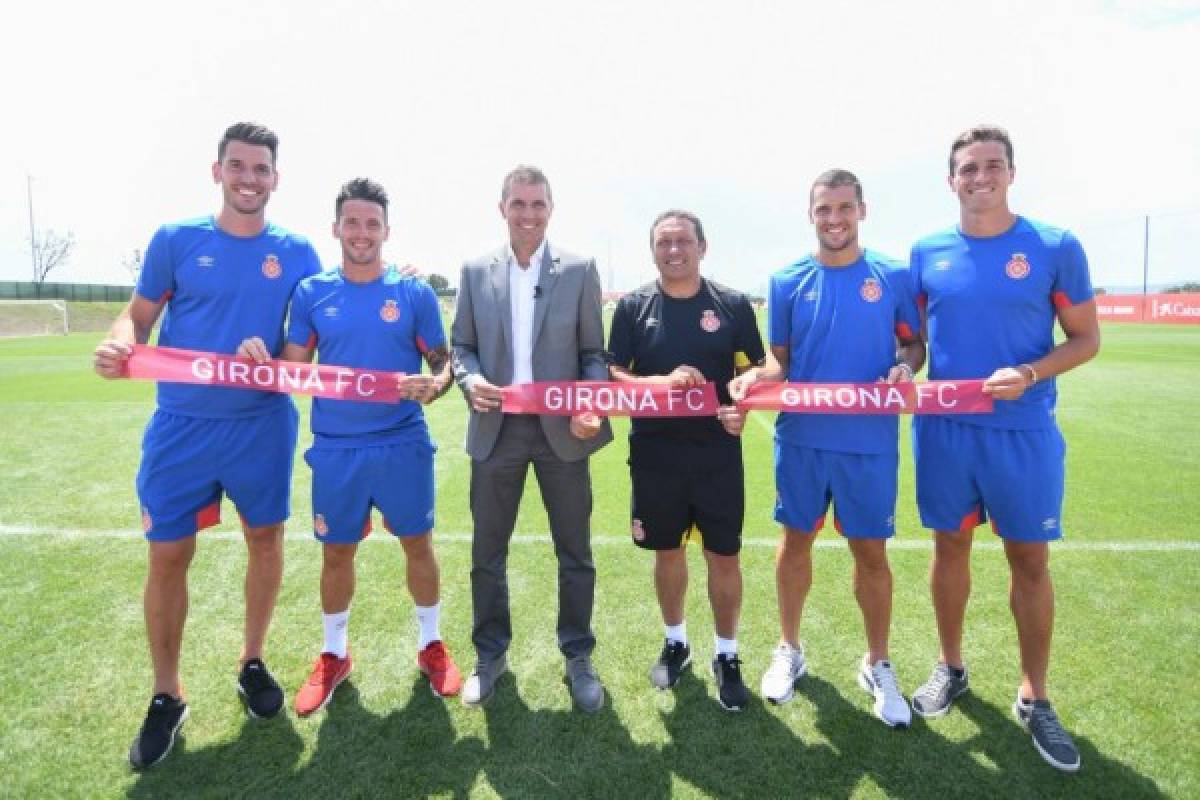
{"left": 0, "top": 281, "right": 133, "bottom": 302}
{"left": 1096, "top": 293, "right": 1200, "bottom": 324}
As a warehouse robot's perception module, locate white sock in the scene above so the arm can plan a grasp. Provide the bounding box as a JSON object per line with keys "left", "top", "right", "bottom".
{"left": 715, "top": 636, "right": 738, "bottom": 657}
{"left": 416, "top": 602, "right": 441, "bottom": 650}
{"left": 665, "top": 622, "right": 688, "bottom": 645}
{"left": 323, "top": 610, "right": 350, "bottom": 658}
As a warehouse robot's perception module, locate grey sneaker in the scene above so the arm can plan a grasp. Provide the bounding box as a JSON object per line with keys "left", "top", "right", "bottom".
{"left": 1014, "top": 695, "right": 1081, "bottom": 772}
{"left": 760, "top": 642, "right": 807, "bottom": 704}
{"left": 566, "top": 655, "right": 604, "bottom": 713}
{"left": 650, "top": 639, "right": 691, "bottom": 690}
{"left": 462, "top": 655, "right": 507, "bottom": 708}
{"left": 911, "top": 661, "right": 969, "bottom": 718}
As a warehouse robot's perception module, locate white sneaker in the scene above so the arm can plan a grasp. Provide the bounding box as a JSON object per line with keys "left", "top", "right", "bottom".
{"left": 760, "top": 642, "right": 807, "bottom": 704}
{"left": 857, "top": 655, "right": 911, "bottom": 728}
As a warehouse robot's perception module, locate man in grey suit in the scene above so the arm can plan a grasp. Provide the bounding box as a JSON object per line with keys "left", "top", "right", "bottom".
{"left": 451, "top": 165, "right": 612, "bottom": 711}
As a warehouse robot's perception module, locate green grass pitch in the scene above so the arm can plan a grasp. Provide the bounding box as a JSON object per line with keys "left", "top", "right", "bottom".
{"left": 0, "top": 319, "right": 1196, "bottom": 798}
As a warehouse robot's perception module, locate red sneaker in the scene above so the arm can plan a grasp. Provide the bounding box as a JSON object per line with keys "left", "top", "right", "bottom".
{"left": 418, "top": 641, "right": 463, "bottom": 697}
{"left": 294, "top": 652, "right": 352, "bottom": 716}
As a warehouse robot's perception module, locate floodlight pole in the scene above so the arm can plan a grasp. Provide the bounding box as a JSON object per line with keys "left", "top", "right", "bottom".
{"left": 1141, "top": 214, "right": 1149, "bottom": 297}
{"left": 27, "top": 174, "right": 38, "bottom": 287}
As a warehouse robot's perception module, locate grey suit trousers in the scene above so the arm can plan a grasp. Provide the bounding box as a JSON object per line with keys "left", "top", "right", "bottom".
{"left": 469, "top": 414, "right": 596, "bottom": 662}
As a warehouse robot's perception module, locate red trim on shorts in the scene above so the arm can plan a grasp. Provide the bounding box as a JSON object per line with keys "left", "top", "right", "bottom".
{"left": 306, "top": 333, "right": 318, "bottom": 349}
{"left": 989, "top": 519, "right": 1000, "bottom": 537}
{"left": 958, "top": 506, "right": 981, "bottom": 532}
{"left": 159, "top": 290, "right": 174, "bottom": 303}
{"left": 895, "top": 322, "right": 915, "bottom": 340}
{"left": 196, "top": 501, "right": 221, "bottom": 532}
{"left": 416, "top": 335, "right": 429, "bottom": 354}
{"left": 362, "top": 518, "right": 373, "bottom": 540}
{"left": 1051, "top": 291, "right": 1072, "bottom": 309}
{"left": 832, "top": 516, "right": 844, "bottom": 535}
{"left": 917, "top": 293, "right": 928, "bottom": 310}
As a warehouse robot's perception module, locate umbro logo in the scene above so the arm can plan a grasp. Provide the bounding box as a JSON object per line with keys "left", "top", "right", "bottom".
{"left": 197, "top": 256, "right": 215, "bottom": 268}
{"left": 1042, "top": 517, "right": 1058, "bottom": 531}
{"left": 645, "top": 317, "right": 659, "bottom": 327}
{"left": 934, "top": 260, "right": 951, "bottom": 271}
{"left": 323, "top": 306, "right": 340, "bottom": 318}
{"left": 803, "top": 290, "right": 817, "bottom": 302}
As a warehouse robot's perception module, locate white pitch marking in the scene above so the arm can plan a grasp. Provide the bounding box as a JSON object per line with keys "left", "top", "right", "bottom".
{"left": 0, "top": 524, "right": 1196, "bottom": 551}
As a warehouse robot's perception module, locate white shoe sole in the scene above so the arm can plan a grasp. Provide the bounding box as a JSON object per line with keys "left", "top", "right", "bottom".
{"left": 910, "top": 682, "right": 968, "bottom": 719}
{"left": 858, "top": 669, "right": 911, "bottom": 728}
{"left": 651, "top": 652, "right": 692, "bottom": 690}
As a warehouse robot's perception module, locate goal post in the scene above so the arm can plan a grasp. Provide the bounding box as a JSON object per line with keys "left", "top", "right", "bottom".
{"left": 0, "top": 298, "right": 69, "bottom": 337}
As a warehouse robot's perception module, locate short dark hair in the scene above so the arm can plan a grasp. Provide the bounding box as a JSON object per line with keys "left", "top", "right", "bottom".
{"left": 501, "top": 165, "right": 553, "bottom": 203}
{"left": 949, "top": 125, "right": 1014, "bottom": 174}
{"left": 809, "top": 169, "right": 863, "bottom": 205}
{"left": 650, "top": 209, "right": 706, "bottom": 248}
{"left": 335, "top": 178, "right": 389, "bottom": 220}
{"left": 218, "top": 122, "right": 279, "bottom": 164}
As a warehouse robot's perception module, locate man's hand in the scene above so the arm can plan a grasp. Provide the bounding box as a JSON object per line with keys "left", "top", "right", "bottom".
{"left": 727, "top": 369, "right": 759, "bottom": 403}
{"left": 716, "top": 405, "right": 747, "bottom": 437}
{"left": 237, "top": 336, "right": 272, "bottom": 364}
{"left": 667, "top": 365, "right": 705, "bottom": 388}
{"left": 467, "top": 377, "right": 503, "bottom": 412}
{"left": 885, "top": 362, "right": 915, "bottom": 384}
{"left": 570, "top": 412, "right": 602, "bottom": 439}
{"left": 983, "top": 366, "right": 1032, "bottom": 400}
{"left": 399, "top": 374, "right": 441, "bottom": 405}
{"left": 93, "top": 339, "right": 132, "bottom": 379}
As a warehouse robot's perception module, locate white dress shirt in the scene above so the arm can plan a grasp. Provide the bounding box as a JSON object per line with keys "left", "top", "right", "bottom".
{"left": 508, "top": 239, "right": 546, "bottom": 386}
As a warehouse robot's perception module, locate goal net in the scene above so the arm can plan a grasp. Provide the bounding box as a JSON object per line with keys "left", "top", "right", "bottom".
{"left": 0, "top": 299, "right": 69, "bottom": 337}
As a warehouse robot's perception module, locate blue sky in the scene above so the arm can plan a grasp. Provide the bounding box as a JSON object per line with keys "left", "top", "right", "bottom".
{"left": 1, "top": 0, "right": 1197, "bottom": 293}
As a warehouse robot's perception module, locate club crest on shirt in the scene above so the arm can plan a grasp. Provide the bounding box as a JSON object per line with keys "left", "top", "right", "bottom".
{"left": 631, "top": 518, "right": 646, "bottom": 542}
{"left": 380, "top": 299, "right": 400, "bottom": 323}
{"left": 860, "top": 278, "right": 882, "bottom": 302}
{"left": 314, "top": 514, "right": 329, "bottom": 537}
{"left": 700, "top": 310, "right": 721, "bottom": 332}
{"left": 1006, "top": 253, "right": 1030, "bottom": 279}
{"left": 261, "top": 254, "right": 282, "bottom": 279}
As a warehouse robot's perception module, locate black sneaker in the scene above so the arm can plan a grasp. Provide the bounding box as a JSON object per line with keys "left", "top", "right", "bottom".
{"left": 711, "top": 654, "right": 749, "bottom": 711}
{"left": 650, "top": 639, "right": 692, "bottom": 690}
{"left": 911, "top": 661, "right": 969, "bottom": 718}
{"left": 238, "top": 658, "right": 285, "bottom": 719}
{"left": 129, "top": 693, "right": 189, "bottom": 770}
{"left": 1014, "top": 696, "right": 1082, "bottom": 772}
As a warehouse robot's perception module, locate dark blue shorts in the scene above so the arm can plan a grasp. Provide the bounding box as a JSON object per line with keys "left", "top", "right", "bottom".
{"left": 914, "top": 416, "right": 1065, "bottom": 542}
{"left": 774, "top": 441, "right": 897, "bottom": 539}
{"left": 304, "top": 440, "right": 435, "bottom": 543}
{"left": 136, "top": 405, "right": 299, "bottom": 541}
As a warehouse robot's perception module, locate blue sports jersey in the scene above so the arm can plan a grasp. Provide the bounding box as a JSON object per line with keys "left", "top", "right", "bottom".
{"left": 137, "top": 216, "right": 322, "bottom": 418}
{"left": 911, "top": 216, "right": 1093, "bottom": 430}
{"left": 768, "top": 250, "right": 920, "bottom": 455}
{"left": 287, "top": 266, "right": 446, "bottom": 447}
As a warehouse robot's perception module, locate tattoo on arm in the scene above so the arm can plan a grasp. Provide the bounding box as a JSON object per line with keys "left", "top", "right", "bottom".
{"left": 424, "top": 345, "right": 453, "bottom": 398}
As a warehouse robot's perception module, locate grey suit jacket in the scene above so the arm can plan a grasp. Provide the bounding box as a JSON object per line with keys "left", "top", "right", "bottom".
{"left": 451, "top": 243, "right": 614, "bottom": 462}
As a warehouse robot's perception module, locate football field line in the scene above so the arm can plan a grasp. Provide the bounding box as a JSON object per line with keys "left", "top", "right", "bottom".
{"left": 0, "top": 523, "right": 1197, "bottom": 552}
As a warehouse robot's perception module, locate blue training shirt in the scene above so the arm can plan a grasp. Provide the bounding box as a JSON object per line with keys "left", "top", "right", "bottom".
{"left": 911, "top": 216, "right": 1093, "bottom": 430}
{"left": 287, "top": 266, "right": 446, "bottom": 448}
{"left": 768, "top": 250, "right": 920, "bottom": 455}
{"left": 137, "top": 215, "right": 322, "bottom": 418}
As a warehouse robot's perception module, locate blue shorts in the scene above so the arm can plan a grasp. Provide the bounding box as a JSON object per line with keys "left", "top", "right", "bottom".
{"left": 136, "top": 405, "right": 299, "bottom": 542}
{"left": 774, "top": 441, "right": 897, "bottom": 539}
{"left": 304, "top": 440, "right": 436, "bottom": 543}
{"left": 914, "top": 416, "right": 1065, "bottom": 542}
